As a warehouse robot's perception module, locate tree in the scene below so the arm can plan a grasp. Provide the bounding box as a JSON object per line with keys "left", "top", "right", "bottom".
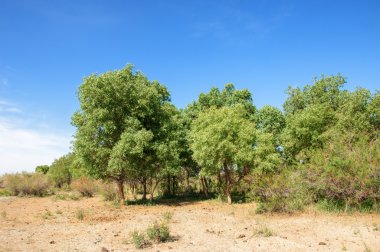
{"left": 35, "top": 165, "right": 49, "bottom": 174}
{"left": 190, "top": 105, "right": 256, "bottom": 204}
{"left": 256, "top": 105, "right": 285, "bottom": 146}
{"left": 72, "top": 65, "right": 175, "bottom": 201}
{"left": 47, "top": 153, "right": 73, "bottom": 188}
{"left": 282, "top": 75, "right": 346, "bottom": 161}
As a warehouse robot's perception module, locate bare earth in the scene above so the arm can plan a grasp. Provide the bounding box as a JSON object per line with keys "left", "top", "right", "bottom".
{"left": 0, "top": 196, "right": 379, "bottom": 252}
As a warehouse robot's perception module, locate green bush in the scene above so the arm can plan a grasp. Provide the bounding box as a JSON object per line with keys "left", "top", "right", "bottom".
{"left": 71, "top": 177, "right": 97, "bottom": 197}
{"left": 250, "top": 169, "right": 311, "bottom": 213}
{"left": 3, "top": 173, "right": 50, "bottom": 196}
{"left": 308, "top": 135, "right": 380, "bottom": 212}
{"left": 146, "top": 221, "right": 170, "bottom": 242}
{"left": 130, "top": 231, "right": 147, "bottom": 249}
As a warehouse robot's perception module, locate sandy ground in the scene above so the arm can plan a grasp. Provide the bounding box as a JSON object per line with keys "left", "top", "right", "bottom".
{"left": 0, "top": 195, "right": 379, "bottom": 252}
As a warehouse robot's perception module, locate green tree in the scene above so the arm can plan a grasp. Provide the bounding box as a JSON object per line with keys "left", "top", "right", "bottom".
{"left": 256, "top": 105, "right": 285, "bottom": 146}
{"left": 47, "top": 153, "right": 73, "bottom": 188}
{"left": 190, "top": 105, "right": 257, "bottom": 204}
{"left": 72, "top": 65, "right": 175, "bottom": 201}
{"left": 35, "top": 165, "right": 49, "bottom": 174}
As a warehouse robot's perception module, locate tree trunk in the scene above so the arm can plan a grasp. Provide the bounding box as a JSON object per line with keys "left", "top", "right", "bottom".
{"left": 186, "top": 168, "right": 190, "bottom": 190}
{"left": 223, "top": 162, "right": 232, "bottom": 205}
{"left": 142, "top": 177, "right": 147, "bottom": 201}
{"left": 150, "top": 178, "right": 160, "bottom": 202}
{"left": 167, "top": 175, "right": 171, "bottom": 196}
{"left": 117, "top": 180, "right": 125, "bottom": 203}
{"left": 201, "top": 176, "right": 209, "bottom": 198}
{"left": 172, "top": 176, "right": 176, "bottom": 196}
{"left": 217, "top": 171, "right": 222, "bottom": 193}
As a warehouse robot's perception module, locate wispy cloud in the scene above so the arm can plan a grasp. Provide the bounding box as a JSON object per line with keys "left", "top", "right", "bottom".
{"left": 0, "top": 101, "right": 71, "bottom": 175}
{"left": 190, "top": 1, "right": 292, "bottom": 46}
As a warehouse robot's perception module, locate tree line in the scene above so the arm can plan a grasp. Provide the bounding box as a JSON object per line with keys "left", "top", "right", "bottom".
{"left": 65, "top": 65, "right": 379, "bottom": 212}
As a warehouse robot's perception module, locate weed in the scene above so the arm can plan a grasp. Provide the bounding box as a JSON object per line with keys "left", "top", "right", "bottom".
{"left": 162, "top": 212, "right": 173, "bottom": 222}
{"left": 372, "top": 223, "right": 379, "bottom": 231}
{"left": 353, "top": 229, "right": 361, "bottom": 236}
{"left": 1, "top": 210, "right": 7, "bottom": 219}
{"left": 76, "top": 209, "right": 85, "bottom": 220}
{"left": 364, "top": 243, "right": 371, "bottom": 252}
{"left": 41, "top": 209, "right": 53, "bottom": 220}
{"left": 130, "top": 231, "right": 147, "bottom": 249}
{"left": 253, "top": 224, "right": 275, "bottom": 237}
{"left": 146, "top": 221, "right": 170, "bottom": 242}
{"left": 341, "top": 243, "right": 347, "bottom": 251}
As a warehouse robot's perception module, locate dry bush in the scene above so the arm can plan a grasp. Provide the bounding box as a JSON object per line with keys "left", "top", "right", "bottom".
{"left": 3, "top": 173, "right": 50, "bottom": 196}
{"left": 71, "top": 177, "right": 97, "bottom": 197}
{"left": 100, "top": 182, "right": 119, "bottom": 201}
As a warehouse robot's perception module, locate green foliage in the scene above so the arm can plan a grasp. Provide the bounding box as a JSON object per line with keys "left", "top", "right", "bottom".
{"left": 47, "top": 153, "right": 73, "bottom": 188}
{"left": 307, "top": 134, "right": 380, "bottom": 211}
{"left": 35, "top": 165, "right": 49, "bottom": 174}
{"left": 130, "top": 231, "right": 147, "bottom": 249}
{"left": 146, "top": 221, "right": 170, "bottom": 242}
{"left": 251, "top": 169, "right": 311, "bottom": 213}
{"left": 72, "top": 65, "right": 179, "bottom": 200}
{"left": 190, "top": 105, "right": 256, "bottom": 174}
{"left": 3, "top": 173, "right": 50, "bottom": 196}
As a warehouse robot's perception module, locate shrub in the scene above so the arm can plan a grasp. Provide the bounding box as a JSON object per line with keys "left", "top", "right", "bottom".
{"left": 130, "top": 231, "right": 147, "bottom": 249}
{"left": 308, "top": 135, "right": 380, "bottom": 212}
{"left": 71, "top": 177, "right": 97, "bottom": 197}
{"left": 3, "top": 173, "right": 50, "bottom": 196}
{"left": 250, "top": 169, "right": 311, "bottom": 213}
{"left": 146, "top": 222, "right": 170, "bottom": 242}
{"left": 100, "top": 182, "right": 119, "bottom": 201}
{"left": 253, "top": 224, "right": 275, "bottom": 237}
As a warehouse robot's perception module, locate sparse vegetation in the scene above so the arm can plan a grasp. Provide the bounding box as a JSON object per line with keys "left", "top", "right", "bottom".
{"left": 253, "top": 224, "right": 275, "bottom": 237}
{"left": 146, "top": 221, "right": 170, "bottom": 242}
{"left": 71, "top": 177, "right": 97, "bottom": 197}
{"left": 3, "top": 173, "right": 50, "bottom": 196}
{"left": 76, "top": 209, "right": 85, "bottom": 220}
{"left": 130, "top": 231, "right": 147, "bottom": 249}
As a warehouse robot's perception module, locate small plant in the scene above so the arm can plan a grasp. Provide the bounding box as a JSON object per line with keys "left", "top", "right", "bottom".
{"left": 1, "top": 210, "right": 7, "bottom": 219}
{"left": 130, "top": 231, "right": 147, "bottom": 249}
{"left": 54, "top": 193, "right": 67, "bottom": 200}
{"left": 41, "top": 209, "right": 53, "bottom": 220}
{"left": 162, "top": 212, "right": 173, "bottom": 222}
{"left": 76, "top": 209, "right": 85, "bottom": 220}
{"left": 146, "top": 221, "right": 170, "bottom": 242}
{"left": 253, "top": 224, "right": 275, "bottom": 237}
{"left": 341, "top": 243, "right": 347, "bottom": 251}
{"left": 373, "top": 223, "right": 379, "bottom": 231}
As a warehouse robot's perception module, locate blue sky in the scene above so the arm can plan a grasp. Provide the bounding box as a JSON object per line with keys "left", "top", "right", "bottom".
{"left": 0, "top": 0, "right": 379, "bottom": 173}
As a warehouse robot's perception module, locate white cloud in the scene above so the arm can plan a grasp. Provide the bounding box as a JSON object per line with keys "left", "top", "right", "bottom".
{"left": 0, "top": 116, "right": 71, "bottom": 175}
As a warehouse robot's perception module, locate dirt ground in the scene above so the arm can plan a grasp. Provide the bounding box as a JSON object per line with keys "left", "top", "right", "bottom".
{"left": 0, "top": 195, "right": 379, "bottom": 252}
